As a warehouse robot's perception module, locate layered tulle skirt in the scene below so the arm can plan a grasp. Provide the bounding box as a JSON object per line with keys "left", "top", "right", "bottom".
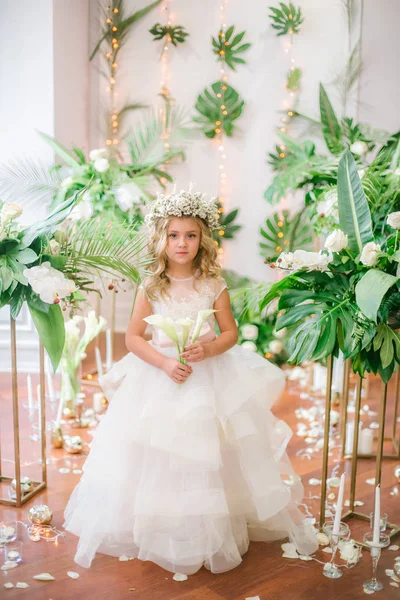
{"left": 63, "top": 343, "right": 318, "bottom": 573}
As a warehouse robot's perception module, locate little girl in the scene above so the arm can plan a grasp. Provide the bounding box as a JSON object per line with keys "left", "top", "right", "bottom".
{"left": 63, "top": 190, "right": 317, "bottom": 574}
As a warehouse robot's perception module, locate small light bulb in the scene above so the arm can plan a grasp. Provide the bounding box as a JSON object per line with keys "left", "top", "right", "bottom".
{"left": 221, "top": 105, "right": 226, "bottom": 110}
{"left": 112, "top": 26, "right": 118, "bottom": 32}
{"left": 223, "top": 111, "right": 228, "bottom": 115}
{"left": 106, "top": 139, "right": 112, "bottom": 145}
{"left": 106, "top": 18, "right": 112, "bottom": 24}
{"left": 218, "top": 145, "right": 224, "bottom": 151}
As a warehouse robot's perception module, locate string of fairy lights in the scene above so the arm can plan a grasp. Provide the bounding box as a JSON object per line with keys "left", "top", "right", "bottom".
{"left": 159, "top": 0, "right": 174, "bottom": 185}
{"left": 215, "top": 0, "right": 230, "bottom": 262}
{"left": 274, "top": 25, "right": 301, "bottom": 255}
{"left": 104, "top": 4, "right": 121, "bottom": 148}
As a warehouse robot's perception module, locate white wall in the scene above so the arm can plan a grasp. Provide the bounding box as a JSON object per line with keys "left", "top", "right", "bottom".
{"left": 89, "top": 0, "right": 392, "bottom": 283}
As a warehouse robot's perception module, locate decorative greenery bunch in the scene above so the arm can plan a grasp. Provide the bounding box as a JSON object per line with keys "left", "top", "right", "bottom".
{"left": 256, "top": 150, "right": 400, "bottom": 382}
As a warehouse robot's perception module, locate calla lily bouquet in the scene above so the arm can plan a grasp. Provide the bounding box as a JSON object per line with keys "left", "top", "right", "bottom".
{"left": 258, "top": 150, "right": 400, "bottom": 382}
{"left": 144, "top": 309, "right": 218, "bottom": 383}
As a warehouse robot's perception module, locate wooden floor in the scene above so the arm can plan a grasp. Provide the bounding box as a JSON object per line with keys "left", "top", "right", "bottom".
{"left": 1, "top": 334, "right": 400, "bottom": 599}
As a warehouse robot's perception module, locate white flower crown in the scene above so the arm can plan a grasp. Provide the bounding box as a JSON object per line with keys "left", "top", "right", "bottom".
{"left": 144, "top": 190, "right": 221, "bottom": 231}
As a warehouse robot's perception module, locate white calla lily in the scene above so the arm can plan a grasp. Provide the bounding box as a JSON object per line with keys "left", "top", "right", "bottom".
{"left": 143, "top": 315, "right": 180, "bottom": 346}
{"left": 191, "top": 309, "right": 218, "bottom": 343}
{"left": 176, "top": 317, "right": 195, "bottom": 350}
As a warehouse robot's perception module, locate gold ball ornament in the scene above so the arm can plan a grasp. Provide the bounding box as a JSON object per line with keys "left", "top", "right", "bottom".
{"left": 28, "top": 504, "right": 53, "bottom": 525}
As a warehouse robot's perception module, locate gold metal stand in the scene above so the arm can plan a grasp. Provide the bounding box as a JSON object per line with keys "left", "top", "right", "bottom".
{"left": 319, "top": 356, "right": 400, "bottom": 547}
{"left": 0, "top": 312, "right": 47, "bottom": 507}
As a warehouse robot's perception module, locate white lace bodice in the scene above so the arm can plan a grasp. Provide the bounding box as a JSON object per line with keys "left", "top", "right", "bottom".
{"left": 141, "top": 273, "right": 227, "bottom": 347}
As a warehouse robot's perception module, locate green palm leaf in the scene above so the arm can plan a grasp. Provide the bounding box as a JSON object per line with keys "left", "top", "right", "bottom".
{"left": 268, "top": 3, "right": 304, "bottom": 36}
{"left": 337, "top": 150, "right": 374, "bottom": 253}
{"left": 212, "top": 26, "right": 251, "bottom": 71}
{"left": 319, "top": 84, "right": 344, "bottom": 155}
{"left": 0, "top": 157, "right": 62, "bottom": 208}
{"left": 60, "top": 217, "right": 153, "bottom": 285}
{"left": 37, "top": 130, "right": 81, "bottom": 168}
{"left": 194, "top": 81, "right": 245, "bottom": 138}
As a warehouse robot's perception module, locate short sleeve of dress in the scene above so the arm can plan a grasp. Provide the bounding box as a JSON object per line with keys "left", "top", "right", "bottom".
{"left": 215, "top": 277, "right": 228, "bottom": 300}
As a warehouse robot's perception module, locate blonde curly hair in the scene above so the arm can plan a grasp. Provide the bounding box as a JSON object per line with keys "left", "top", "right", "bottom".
{"left": 144, "top": 215, "right": 222, "bottom": 301}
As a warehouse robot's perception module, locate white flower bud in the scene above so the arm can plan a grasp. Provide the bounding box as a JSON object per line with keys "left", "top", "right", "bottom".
{"left": 241, "top": 324, "right": 259, "bottom": 341}
{"left": 0, "top": 202, "right": 23, "bottom": 226}
{"left": 89, "top": 148, "right": 108, "bottom": 161}
{"left": 241, "top": 341, "right": 258, "bottom": 352}
{"left": 350, "top": 141, "right": 368, "bottom": 156}
{"left": 94, "top": 158, "right": 110, "bottom": 173}
{"left": 360, "top": 241, "right": 381, "bottom": 267}
{"left": 387, "top": 211, "right": 400, "bottom": 230}
{"left": 269, "top": 340, "right": 283, "bottom": 354}
{"left": 324, "top": 229, "right": 348, "bottom": 252}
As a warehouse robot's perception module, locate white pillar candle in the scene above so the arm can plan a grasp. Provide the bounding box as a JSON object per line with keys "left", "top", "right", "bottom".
{"left": 45, "top": 356, "right": 56, "bottom": 402}
{"left": 373, "top": 484, "right": 381, "bottom": 545}
{"left": 332, "top": 473, "right": 346, "bottom": 535}
{"left": 95, "top": 347, "right": 104, "bottom": 378}
{"left": 332, "top": 352, "right": 344, "bottom": 394}
{"left": 312, "top": 363, "right": 327, "bottom": 391}
{"left": 105, "top": 328, "right": 113, "bottom": 371}
{"left": 93, "top": 391, "right": 104, "bottom": 413}
{"left": 358, "top": 428, "right": 374, "bottom": 455}
{"left": 345, "top": 421, "right": 362, "bottom": 455}
{"left": 27, "top": 374, "right": 33, "bottom": 416}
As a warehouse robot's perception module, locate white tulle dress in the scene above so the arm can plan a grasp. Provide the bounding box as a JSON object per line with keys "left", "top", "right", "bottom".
{"left": 63, "top": 273, "right": 318, "bottom": 574}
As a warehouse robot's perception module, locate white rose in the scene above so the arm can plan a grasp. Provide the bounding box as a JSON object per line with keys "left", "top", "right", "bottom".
{"left": 241, "top": 324, "right": 259, "bottom": 340}
{"left": 48, "top": 239, "right": 60, "bottom": 255}
{"left": 276, "top": 252, "right": 294, "bottom": 269}
{"left": 324, "top": 229, "right": 348, "bottom": 252}
{"left": 61, "top": 176, "right": 74, "bottom": 188}
{"left": 114, "top": 182, "right": 142, "bottom": 212}
{"left": 269, "top": 340, "right": 283, "bottom": 354}
{"left": 89, "top": 148, "right": 108, "bottom": 161}
{"left": 292, "top": 249, "right": 332, "bottom": 272}
{"left": 69, "top": 199, "right": 93, "bottom": 222}
{"left": 94, "top": 158, "right": 110, "bottom": 173}
{"left": 0, "top": 202, "right": 23, "bottom": 226}
{"left": 387, "top": 211, "right": 400, "bottom": 230}
{"left": 24, "top": 262, "right": 77, "bottom": 304}
{"left": 338, "top": 540, "right": 362, "bottom": 564}
{"left": 241, "top": 341, "right": 258, "bottom": 352}
{"left": 273, "top": 327, "right": 287, "bottom": 339}
{"left": 360, "top": 241, "right": 381, "bottom": 267}
{"left": 350, "top": 141, "right": 368, "bottom": 156}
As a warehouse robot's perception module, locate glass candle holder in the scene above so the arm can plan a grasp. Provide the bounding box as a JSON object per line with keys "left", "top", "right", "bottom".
{"left": 4, "top": 540, "right": 23, "bottom": 563}
{"left": 322, "top": 521, "right": 350, "bottom": 579}
{"left": 0, "top": 521, "right": 17, "bottom": 545}
{"left": 363, "top": 532, "right": 390, "bottom": 592}
{"left": 369, "top": 511, "right": 388, "bottom": 532}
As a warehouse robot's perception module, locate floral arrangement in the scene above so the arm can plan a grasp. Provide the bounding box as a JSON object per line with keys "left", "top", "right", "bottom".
{"left": 60, "top": 311, "right": 106, "bottom": 408}
{"left": 256, "top": 150, "right": 400, "bottom": 382}
{"left": 144, "top": 189, "right": 221, "bottom": 230}
{"left": 0, "top": 194, "right": 151, "bottom": 370}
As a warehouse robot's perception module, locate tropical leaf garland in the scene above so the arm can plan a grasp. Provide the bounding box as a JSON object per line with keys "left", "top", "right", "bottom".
{"left": 259, "top": 208, "right": 314, "bottom": 261}
{"left": 213, "top": 203, "right": 242, "bottom": 247}
{"left": 149, "top": 23, "right": 189, "bottom": 46}
{"left": 286, "top": 67, "right": 302, "bottom": 92}
{"left": 268, "top": 2, "right": 304, "bottom": 36}
{"left": 193, "top": 81, "right": 245, "bottom": 138}
{"left": 212, "top": 25, "right": 251, "bottom": 71}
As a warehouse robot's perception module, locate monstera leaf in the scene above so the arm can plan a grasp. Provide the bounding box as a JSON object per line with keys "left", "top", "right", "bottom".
{"left": 193, "top": 82, "right": 245, "bottom": 138}
{"left": 259, "top": 208, "right": 313, "bottom": 261}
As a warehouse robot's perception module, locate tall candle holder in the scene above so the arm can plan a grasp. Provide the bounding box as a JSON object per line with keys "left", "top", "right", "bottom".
{"left": 322, "top": 521, "right": 350, "bottom": 579}
{"left": 363, "top": 532, "right": 390, "bottom": 592}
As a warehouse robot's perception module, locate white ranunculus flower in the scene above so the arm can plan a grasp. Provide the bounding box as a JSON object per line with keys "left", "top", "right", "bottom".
{"left": 114, "top": 182, "right": 142, "bottom": 212}
{"left": 89, "top": 148, "right": 108, "bottom": 161}
{"left": 241, "top": 341, "right": 258, "bottom": 352}
{"left": 69, "top": 199, "right": 93, "bottom": 222}
{"left": 350, "top": 141, "right": 368, "bottom": 156}
{"left": 273, "top": 327, "right": 287, "bottom": 339}
{"left": 94, "top": 158, "right": 109, "bottom": 173}
{"left": 276, "top": 251, "right": 294, "bottom": 269}
{"left": 292, "top": 249, "right": 332, "bottom": 272}
{"left": 324, "top": 229, "right": 348, "bottom": 252}
{"left": 269, "top": 340, "right": 283, "bottom": 354}
{"left": 360, "top": 241, "right": 381, "bottom": 267}
{"left": 24, "top": 262, "right": 77, "bottom": 304}
{"left": 241, "top": 324, "right": 259, "bottom": 341}
{"left": 0, "top": 202, "right": 23, "bottom": 226}
{"left": 48, "top": 239, "right": 60, "bottom": 255}
{"left": 387, "top": 211, "right": 400, "bottom": 230}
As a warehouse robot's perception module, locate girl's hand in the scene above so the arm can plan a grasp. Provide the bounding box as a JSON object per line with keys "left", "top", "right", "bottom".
{"left": 180, "top": 342, "right": 207, "bottom": 363}
{"left": 162, "top": 357, "right": 192, "bottom": 384}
